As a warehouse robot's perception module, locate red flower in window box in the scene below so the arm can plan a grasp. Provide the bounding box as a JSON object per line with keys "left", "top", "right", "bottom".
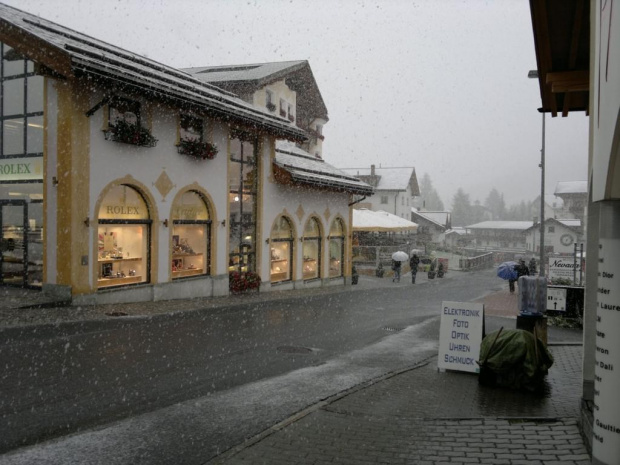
{"left": 177, "top": 138, "right": 218, "bottom": 160}
{"left": 105, "top": 119, "right": 158, "bottom": 147}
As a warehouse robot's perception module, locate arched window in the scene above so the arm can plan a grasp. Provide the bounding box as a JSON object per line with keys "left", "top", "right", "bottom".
{"left": 303, "top": 217, "right": 321, "bottom": 280}
{"left": 98, "top": 185, "right": 151, "bottom": 288}
{"left": 270, "top": 216, "right": 293, "bottom": 283}
{"left": 328, "top": 218, "right": 345, "bottom": 278}
{"left": 171, "top": 191, "right": 211, "bottom": 279}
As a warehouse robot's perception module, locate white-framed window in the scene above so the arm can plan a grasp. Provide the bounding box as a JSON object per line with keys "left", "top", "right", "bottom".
{"left": 381, "top": 195, "right": 388, "bottom": 204}
{"left": 266, "top": 90, "right": 275, "bottom": 111}
{"left": 287, "top": 103, "right": 294, "bottom": 122}
{"left": 279, "top": 99, "right": 286, "bottom": 117}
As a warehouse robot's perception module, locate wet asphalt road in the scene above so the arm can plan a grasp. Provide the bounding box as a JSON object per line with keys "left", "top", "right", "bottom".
{"left": 1, "top": 269, "right": 511, "bottom": 453}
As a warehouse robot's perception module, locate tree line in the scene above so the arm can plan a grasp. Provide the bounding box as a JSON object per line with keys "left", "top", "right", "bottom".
{"left": 418, "top": 174, "right": 544, "bottom": 228}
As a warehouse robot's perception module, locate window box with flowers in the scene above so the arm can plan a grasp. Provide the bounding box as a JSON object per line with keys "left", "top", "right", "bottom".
{"left": 177, "top": 113, "right": 218, "bottom": 160}
{"left": 104, "top": 119, "right": 158, "bottom": 147}
{"left": 266, "top": 102, "right": 276, "bottom": 112}
{"left": 229, "top": 271, "right": 261, "bottom": 293}
{"left": 177, "top": 138, "right": 218, "bottom": 160}
{"left": 105, "top": 99, "right": 158, "bottom": 147}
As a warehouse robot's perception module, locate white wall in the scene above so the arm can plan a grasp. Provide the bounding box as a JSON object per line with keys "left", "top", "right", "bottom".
{"left": 87, "top": 91, "right": 229, "bottom": 289}
{"left": 261, "top": 145, "right": 351, "bottom": 288}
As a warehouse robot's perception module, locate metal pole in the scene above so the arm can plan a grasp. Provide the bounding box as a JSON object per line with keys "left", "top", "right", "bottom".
{"left": 574, "top": 242, "right": 578, "bottom": 285}
{"left": 539, "top": 112, "right": 546, "bottom": 278}
{"left": 579, "top": 242, "right": 584, "bottom": 286}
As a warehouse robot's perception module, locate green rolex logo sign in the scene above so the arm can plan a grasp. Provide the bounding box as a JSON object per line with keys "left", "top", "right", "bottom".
{"left": 0, "top": 157, "right": 43, "bottom": 181}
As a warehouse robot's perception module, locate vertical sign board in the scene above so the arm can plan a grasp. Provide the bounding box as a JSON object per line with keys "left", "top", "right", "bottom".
{"left": 546, "top": 288, "right": 567, "bottom": 312}
{"left": 593, "top": 205, "right": 620, "bottom": 465}
{"left": 438, "top": 301, "right": 484, "bottom": 373}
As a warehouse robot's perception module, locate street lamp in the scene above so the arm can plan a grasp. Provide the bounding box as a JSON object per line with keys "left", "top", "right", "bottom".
{"left": 528, "top": 70, "right": 545, "bottom": 278}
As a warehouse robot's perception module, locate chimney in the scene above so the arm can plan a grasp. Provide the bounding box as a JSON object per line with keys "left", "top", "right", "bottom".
{"left": 371, "top": 164, "right": 375, "bottom": 176}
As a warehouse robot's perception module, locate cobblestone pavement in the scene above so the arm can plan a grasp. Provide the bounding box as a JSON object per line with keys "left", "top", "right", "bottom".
{"left": 214, "top": 345, "right": 589, "bottom": 465}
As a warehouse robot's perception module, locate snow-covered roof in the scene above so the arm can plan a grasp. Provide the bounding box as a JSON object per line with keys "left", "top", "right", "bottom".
{"left": 554, "top": 181, "right": 588, "bottom": 195}
{"left": 524, "top": 217, "right": 582, "bottom": 233}
{"left": 274, "top": 141, "right": 373, "bottom": 195}
{"left": 445, "top": 227, "right": 467, "bottom": 236}
{"left": 183, "top": 60, "right": 329, "bottom": 121}
{"left": 467, "top": 221, "right": 534, "bottom": 230}
{"left": 340, "top": 167, "right": 418, "bottom": 194}
{"left": 558, "top": 219, "right": 581, "bottom": 228}
{"left": 183, "top": 61, "right": 307, "bottom": 84}
{"left": 0, "top": 3, "right": 305, "bottom": 141}
{"left": 353, "top": 209, "right": 418, "bottom": 232}
{"left": 412, "top": 210, "right": 450, "bottom": 228}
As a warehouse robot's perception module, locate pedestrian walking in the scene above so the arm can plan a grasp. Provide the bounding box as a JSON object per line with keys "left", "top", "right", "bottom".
{"left": 513, "top": 259, "right": 530, "bottom": 293}
{"left": 409, "top": 254, "right": 420, "bottom": 284}
{"left": 391, "top": 259, "right": 402, "bottom": 282}
{"left": 528, "top": 257, "right": 537, "bottom": 275}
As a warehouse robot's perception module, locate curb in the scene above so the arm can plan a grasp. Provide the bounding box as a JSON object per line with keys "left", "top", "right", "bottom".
{"left": 204, "top": 357, "right": 435, "bottom": 464}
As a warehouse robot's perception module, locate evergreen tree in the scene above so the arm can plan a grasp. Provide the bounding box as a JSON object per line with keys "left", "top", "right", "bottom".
{"left": 451, "top": 188, "right": 473, "bottom": 226}
{"left": 418, "top": 173, "right": 445, "bottom": 211}
{"left": 484, "top": 188, "right": 506, "bottom": 220}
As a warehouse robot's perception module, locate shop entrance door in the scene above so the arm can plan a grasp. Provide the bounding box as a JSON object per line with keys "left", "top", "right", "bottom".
{"left": 0, "top": 201, "right": 29, "bottom": 287}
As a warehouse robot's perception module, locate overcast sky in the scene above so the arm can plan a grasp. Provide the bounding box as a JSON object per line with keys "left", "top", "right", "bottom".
{"left": 6, "top": 0, "right": 589, "bottom": 208}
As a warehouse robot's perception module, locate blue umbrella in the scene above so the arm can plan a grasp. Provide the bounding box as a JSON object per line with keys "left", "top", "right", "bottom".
{"left": 497, "top": 261, "right": 518, "bottom": 280}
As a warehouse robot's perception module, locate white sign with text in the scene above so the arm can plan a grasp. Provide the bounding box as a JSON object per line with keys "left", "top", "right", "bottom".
{"left": 547, "top": 288, "right": 567, "bottom": 312}
{"left": 438, "top": 301, "right": 484, "bottom": 373}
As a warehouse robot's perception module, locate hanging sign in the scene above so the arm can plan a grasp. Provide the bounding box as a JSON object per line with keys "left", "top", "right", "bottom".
{"left": 438, "top": 301, "right": 484, "bottom": 373}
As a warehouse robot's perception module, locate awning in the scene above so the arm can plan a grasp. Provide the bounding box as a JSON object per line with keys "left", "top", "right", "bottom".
{"left": 274, "top": 143, "right": 373, "bottom": 195}
{"left": 353, "top": 209, "right": 418, "bottom": 233}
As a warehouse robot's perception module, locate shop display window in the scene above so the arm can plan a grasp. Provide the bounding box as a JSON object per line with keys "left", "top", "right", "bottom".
{"left": 171, "top": 191, "right": 211, "bottom": 279}
{"left": 270, "top": 216, "right": 293, "bottom": 283}
{"left": 302, "top": 217, "right": 321, "bottom": 280}
{"left": 228, "top": 136, "right": 257, "bottom": 273}
{"left": 97, "top": 185, "right": 150, "bottom": 288}
{"left": 328, "top": 218, "right": 345, "bottom": 278}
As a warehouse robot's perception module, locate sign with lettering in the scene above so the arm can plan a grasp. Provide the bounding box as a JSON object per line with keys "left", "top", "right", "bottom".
{"left": 546, "top": 287, "right": 567, "bottom": 312}
{"left": 548, "top": 258, "right": 581, "bottom": 282}
{"left": 593, "top": 229, "right": 620, "bottom": 464}
{"left": 438, "top": 301, "right": 484, "bottom": 373}
{"left": 0, "top": 157, "right": 43, "bottom": 181}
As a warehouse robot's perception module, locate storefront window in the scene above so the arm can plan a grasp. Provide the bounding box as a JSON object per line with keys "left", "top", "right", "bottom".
{"left": 171, "top": 191, "right": 211, "bottom": 279}
{"left": 303, "top": 217, "right": 321, "bottom": 280}
{"left": 270, "top": 216, "right": 293, "bottom": 283}
{"left": 1, "top": 43, "right": 44, "bottom": 158}
{"left": 97, "top": 185, "right": 150, "bottom": 289}
{"left": 329, "top": 218, "right": 345, "bottom": 278}
{"left": 229, "top": 135, "right": 257, "bottom": 273}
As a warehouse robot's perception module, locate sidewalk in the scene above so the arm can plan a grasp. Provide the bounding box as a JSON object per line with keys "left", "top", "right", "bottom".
{"left": 214, "top": 344, "right": 589, "bottom": 464}
{"left": 0, "top": 270, "right": 434, "bottom": 328}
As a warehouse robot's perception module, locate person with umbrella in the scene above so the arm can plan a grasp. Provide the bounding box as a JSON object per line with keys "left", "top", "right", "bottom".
{"left": 497, "top": 261, "right": 518, "bottom": 293}
{"left": 409, "top": 254, "right": 420, "bottom": 284}
{"left": 391, "top": 251, "right": 408, "bottom": 283}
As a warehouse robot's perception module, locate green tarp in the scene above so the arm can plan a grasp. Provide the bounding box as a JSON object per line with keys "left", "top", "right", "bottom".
{"left": 478, "top": 329, "right": 554, "bottom": 391}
